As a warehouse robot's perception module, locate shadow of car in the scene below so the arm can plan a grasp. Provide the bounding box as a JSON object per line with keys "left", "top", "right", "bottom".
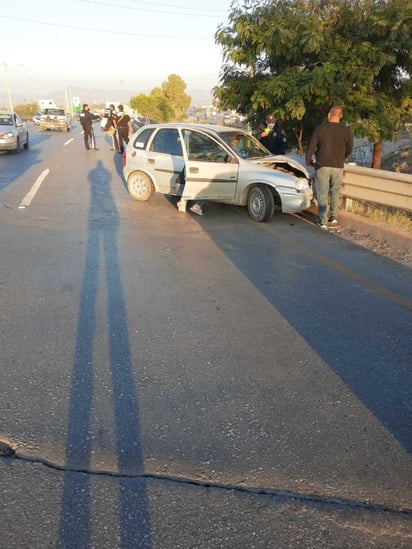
{"left": 0, "top": 111, "right": 29, "bottom": 153}
{"left": 123, "top": 123, "right": 313, "bottom": 222}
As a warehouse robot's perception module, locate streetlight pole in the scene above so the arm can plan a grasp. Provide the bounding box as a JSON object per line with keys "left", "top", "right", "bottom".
{"left": 3, "top": 62, "right": 14, "bottom": 111}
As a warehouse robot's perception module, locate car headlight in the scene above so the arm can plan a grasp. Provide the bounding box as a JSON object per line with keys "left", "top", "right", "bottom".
{"left": 295, "top": 178, "right": 310, "bottom": 191}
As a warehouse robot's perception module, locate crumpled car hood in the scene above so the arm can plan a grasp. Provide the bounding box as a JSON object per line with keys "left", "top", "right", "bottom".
{"left": 251, "top": 154, "right": 311, "bottom": 179}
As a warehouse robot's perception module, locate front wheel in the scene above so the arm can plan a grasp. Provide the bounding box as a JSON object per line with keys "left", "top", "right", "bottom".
{"left": 247, "top": 185, "right": 275, "bottom": 222}
{"left": 15, "top": 138, "right": 21, "bottom": 154}
{"left": 127, "top": 171, "right": 155, "bottom": 201}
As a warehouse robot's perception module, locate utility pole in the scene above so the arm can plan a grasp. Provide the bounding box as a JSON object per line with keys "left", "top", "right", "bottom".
{"left": 3, "top": 62, "right": 14, "bottom": 111}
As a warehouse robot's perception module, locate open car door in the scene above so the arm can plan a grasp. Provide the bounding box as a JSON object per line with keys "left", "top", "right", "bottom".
{"left": 180, "top": 129, "right": 239, "bottom": 200}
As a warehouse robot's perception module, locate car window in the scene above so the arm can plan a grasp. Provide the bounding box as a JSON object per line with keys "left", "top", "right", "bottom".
{"left": 0, "top": 114, "right": 13, "bottom": 126}
{"left": 219, "top": 131, "right": 270, "bottom": 159}
{"left": 150, "top": 128, "right": 183, "bottom": 156}
{"left": 133, "top": 128, "right": 155, "bottom": 150}
{"left": 182, "top": 130, "right": 228, "bottom": 162}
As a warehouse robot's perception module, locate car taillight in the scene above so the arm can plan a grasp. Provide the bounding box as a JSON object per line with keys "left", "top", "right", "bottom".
{"left": 122, "top": 151, "right": 126, "bottom": 166}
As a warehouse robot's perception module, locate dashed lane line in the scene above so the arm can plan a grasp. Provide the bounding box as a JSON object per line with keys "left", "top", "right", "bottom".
{"left": 18, "top": 169, "right": 50, "bottom": 209}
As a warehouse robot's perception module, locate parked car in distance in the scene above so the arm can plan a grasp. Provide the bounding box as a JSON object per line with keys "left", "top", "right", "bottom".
{"left": 123, "top": 123, "right": 313, "bottom": 222}
{"left": 39, "top": 108, "right": 71, "bottom": 132}
{"left": 0, "top": 111, "right": 29, "bottom": 153}
{"left": 32, "top": 112, "right": 43, "bottom": 125}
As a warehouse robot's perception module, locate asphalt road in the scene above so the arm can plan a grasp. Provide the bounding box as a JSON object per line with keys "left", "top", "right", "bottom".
{"left": 0, "top": 122, "right": 411, "bottom": 548}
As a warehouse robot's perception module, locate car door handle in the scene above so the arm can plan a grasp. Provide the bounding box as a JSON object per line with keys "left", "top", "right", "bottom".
{"left": 148, "top": 158, "right": 155, "bottom": 164}
{"left": 189, "top": 167, "right": 199, "bottom": 173}
{"left": 131, "top": 151, "right": 136, "bottom": 157}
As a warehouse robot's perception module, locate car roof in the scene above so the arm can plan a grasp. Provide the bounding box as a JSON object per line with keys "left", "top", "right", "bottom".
{"left": 141, "top": 123, "right": 246, "bottom": 134}
{"left": 0, "top": 111, "right": 16, "bottom": 116}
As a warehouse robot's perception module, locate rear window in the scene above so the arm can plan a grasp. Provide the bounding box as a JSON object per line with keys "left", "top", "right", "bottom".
{"left": 132, "top": 128, "right": 155, "bottom": 150}
{"left": 150, "top": 129, "right": 183, "bottom": 156}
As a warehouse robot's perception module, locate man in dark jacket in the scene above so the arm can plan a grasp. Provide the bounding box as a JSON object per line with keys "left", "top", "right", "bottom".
{"left": 79, "top": 104, "right": 100, "bottom": 150}
{"left": 116, "top": 104, "right": 133, "bottom": 154}
{"left": 258, "top": 113, "right": 288, "bottom": 154}
{"left": 305, "top": 104, "right": 353, "bottom": 229}
{"left": 104, "top": 104, "right": 119, "bottom": 151}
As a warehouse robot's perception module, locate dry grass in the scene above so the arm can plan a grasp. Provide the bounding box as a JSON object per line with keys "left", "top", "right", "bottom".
{"left": 352, "top": 137, "right": 412, "bottom": 231}
{"left": 349, "top": 201, "right": 412, "bottom": 232}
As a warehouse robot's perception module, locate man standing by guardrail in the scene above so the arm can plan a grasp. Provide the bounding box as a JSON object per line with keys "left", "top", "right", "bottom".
{"left": 305, "top": 104, "right": 353, "bottom": 230}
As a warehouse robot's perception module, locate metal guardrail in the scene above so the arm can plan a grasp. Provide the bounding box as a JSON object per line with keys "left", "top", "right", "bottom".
{"left": 341, "top": 164, "right": 412, "bottom": 212}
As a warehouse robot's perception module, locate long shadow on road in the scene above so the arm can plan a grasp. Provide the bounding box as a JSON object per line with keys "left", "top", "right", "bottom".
{"left": 58, "top": 159, "right": 151, "bottom": 547}
{"left": 201, "top": 209, "right": 412, "bottom": 454}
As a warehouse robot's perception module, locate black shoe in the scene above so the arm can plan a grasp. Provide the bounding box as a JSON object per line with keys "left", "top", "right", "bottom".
{"left": 328, "top": 216, "right": 338, "bottom": 226}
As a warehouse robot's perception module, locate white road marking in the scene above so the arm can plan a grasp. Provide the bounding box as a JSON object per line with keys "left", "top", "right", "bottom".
{"left": 64, "top": 138, "right": 74, "bottom": 146}
{"left": 18, "top": 169, "right": 50, "bottom": 208}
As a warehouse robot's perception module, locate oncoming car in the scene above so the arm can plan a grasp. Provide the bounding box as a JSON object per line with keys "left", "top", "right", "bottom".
{"left": 39, "top": 108, "right": 71, "bottom": 132}
{"left": 0, "top": 112, "right": 29, "bottom": 153}
{"left": 123, "top": 123, "right": 313, "bottom": 222}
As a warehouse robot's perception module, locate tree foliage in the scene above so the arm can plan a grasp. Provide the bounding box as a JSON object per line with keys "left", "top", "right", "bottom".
{"left": 130, "top": 74, "right": 191, "bottom": 123}
{"left": 14, "top": 103, "right": 39, "bottom": 116}
{"left": 161, "top": 74, "right": 191, "bottom": 121}
{"left": 214, "top": 0, "right": 412, "bottom": 165}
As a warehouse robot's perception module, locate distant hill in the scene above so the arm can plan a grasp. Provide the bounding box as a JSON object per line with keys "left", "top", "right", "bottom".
{"left": 1, "top": 84, "right": 214, "bottom": 110}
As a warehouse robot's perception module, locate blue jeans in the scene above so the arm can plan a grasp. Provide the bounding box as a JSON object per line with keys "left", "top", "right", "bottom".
{"left": 315, "top": 167, "right": 343, "bottom": 224}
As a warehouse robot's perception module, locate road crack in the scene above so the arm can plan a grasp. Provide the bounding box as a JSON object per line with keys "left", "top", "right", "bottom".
{"left": 1, "top": 440, "right": 411, "bottom": 517}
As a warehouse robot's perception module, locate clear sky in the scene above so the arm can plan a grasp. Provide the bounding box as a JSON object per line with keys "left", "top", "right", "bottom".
{"left": 1, "top": 0, "right": 234, "bottom": 105}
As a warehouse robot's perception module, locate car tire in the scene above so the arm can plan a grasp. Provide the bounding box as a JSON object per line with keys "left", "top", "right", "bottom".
{"left": 23, "top": 134, "right": 29, "bottom": 149}
{"left": 15, "top": 138, "right": 21, "bottom": 154}
{"left": 247, "top": 185, "right": 275, "bottom": 222}
{"left": 127, "top": 171, "right": 155, "bottom": 202}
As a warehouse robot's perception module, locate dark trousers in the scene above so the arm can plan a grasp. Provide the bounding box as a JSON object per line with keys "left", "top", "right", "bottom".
{"left": 117, "top": 127, "right": 129, "bottom": 153}
{"left": 83, "top": 126, "right": 95, "bottom": 149}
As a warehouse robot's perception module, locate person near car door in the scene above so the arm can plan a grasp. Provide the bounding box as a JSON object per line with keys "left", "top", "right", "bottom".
{"left": 104, "top": 104, "right": 119, "bottom": 151}
{"left": 80, "top": 104, "right": 100, "bottom": 150}
{"left": 116, "top": 104, "right": 133, "bottom": 154}
{"left": 305, "top": 104, "right": 353, "bottom": 230}
{"left": 258, "top": 113, "right": 288, "bottom": 154}
{"left": 175, "top": 167, "right": 206, "bottom": 215}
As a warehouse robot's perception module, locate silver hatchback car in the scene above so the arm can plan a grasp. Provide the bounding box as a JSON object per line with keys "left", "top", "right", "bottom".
{"left": 123, "top": 123, "right": 313, "bottom": 222}
{"left": 0, "top": 112, "right": 29, "bottom": 153}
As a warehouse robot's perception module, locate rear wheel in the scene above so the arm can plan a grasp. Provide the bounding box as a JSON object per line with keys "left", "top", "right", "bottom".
{"left": 23, "top": 133, "right": 29, "bottom": 149}
{"left": 247, "top": 185, "right": 275, "bottom": 222}
{"left": 127, "top": 171, "right": 155, "bottom": 201}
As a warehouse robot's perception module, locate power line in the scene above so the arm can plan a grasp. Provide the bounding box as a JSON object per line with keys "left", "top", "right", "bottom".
{"left": 0, "top": 14, "right": 216, "bottom": 39}
{"left": 80, "top": 0, "right": 227, "bottom": 16}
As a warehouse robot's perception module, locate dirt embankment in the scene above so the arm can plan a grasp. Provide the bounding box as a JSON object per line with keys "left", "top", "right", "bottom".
{"left": 380, "top": 139, "right": 412, "bottom": 174}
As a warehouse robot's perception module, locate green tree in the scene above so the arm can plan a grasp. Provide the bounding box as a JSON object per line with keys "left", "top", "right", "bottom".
{"left": 130, "top": 91, "right": 174, "bottom": 123}
{"left": 161, "top": 74, "right": 191, "bottom": 121}
{"left": 215, "top": 0, "right": 412, "bottom": 166}
{"left": 130, "top": 74, "right": 191, "bottom": 123}
{"left": 14, "top": 103, "right": 39, "bottom": 117}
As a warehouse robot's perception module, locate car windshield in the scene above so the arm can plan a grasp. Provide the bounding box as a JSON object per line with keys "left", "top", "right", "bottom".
{"left": 0, "top": 115, "right": 13, "bottom": 126}
{"left": 43, "top": 109, "right": 65, "bottom": 116}
{"left": 219, "top": 131, "right": 271, "bottom": 159}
